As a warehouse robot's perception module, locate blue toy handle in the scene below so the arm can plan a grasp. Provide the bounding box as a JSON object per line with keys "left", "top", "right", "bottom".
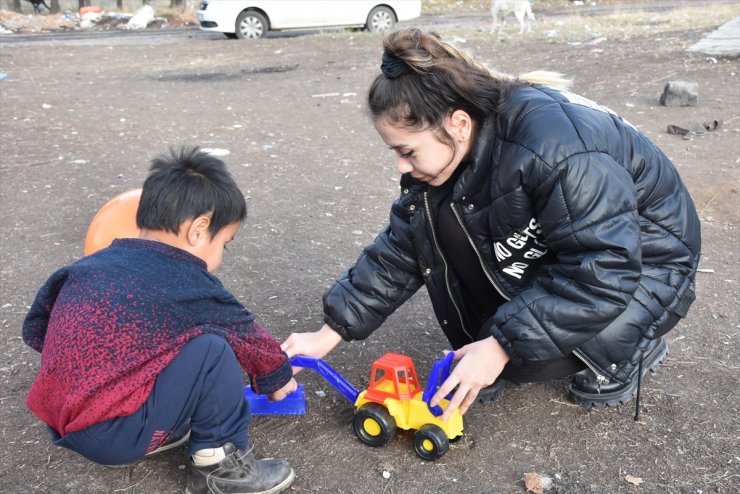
{"left": 422, "top": 352, "right": 455, "bottom": 417}
{"left": 290, "top": 355, "right": 361, "bottom": 405}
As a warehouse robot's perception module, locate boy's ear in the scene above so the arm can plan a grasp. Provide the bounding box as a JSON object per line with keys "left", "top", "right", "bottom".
{"left": 186, "top": 215, "right": 212, "bottom": 245}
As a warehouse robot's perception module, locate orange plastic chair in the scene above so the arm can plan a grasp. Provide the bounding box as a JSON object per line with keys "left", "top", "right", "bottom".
{"left": 84, "top": 189, "right": 142, "bottom": 256}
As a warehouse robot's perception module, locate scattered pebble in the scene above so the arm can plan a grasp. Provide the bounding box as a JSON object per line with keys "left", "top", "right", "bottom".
{"left": 202, "top": 148, "right": 230, "bottom": 156}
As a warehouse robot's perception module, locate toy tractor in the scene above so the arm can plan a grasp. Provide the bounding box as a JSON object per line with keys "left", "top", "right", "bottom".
{"left": 290, "top": 352, "right": 463, "bottom": 461}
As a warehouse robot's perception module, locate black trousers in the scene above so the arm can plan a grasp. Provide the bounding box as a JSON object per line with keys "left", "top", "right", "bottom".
{"left": 499, "top": 355, "right": 586, "bottom": 384}
{"left": 481, "top": 311, "right": 682, "bottom": 384}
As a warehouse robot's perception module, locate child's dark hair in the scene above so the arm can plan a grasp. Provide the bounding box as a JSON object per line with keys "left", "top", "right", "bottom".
{"left": 136, "top": 146, "right": 247, "bottom": 237}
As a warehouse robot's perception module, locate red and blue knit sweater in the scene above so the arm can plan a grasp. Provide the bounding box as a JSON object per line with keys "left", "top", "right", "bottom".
{"left": 23, "top": 238, "right": 292, "bottom": 437}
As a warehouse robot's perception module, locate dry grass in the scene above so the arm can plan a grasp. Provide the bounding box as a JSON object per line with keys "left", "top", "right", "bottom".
{"left": 531, "top": 4, "right": 740, "bottom": 42}
{"left": 422, "top": 0, "right": 655, "bottom": 15}
{"left": 427, "top": 3, "right": 740, "bottom": 42}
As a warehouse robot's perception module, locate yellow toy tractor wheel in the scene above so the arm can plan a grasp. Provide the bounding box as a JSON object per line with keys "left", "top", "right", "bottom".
{"left": 353, "top": 403, "right": 397, "bottom": 447}
{"left": 412, "top": 424, "right": 449, "bottom": 461}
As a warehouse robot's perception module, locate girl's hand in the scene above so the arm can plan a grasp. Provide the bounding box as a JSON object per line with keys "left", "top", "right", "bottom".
{"left": 429, "top": 336, "right": 510, "bottom": 422}
{"left": 268, "top": 377, "right": 298, "bottom": 402}
{"left": 281, "top": 324, "right": 343, "bottom": 372}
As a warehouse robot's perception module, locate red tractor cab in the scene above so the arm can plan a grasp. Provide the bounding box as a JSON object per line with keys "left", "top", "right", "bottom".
{"left": 364, "top": 353, "right": 421, "bottom": 403}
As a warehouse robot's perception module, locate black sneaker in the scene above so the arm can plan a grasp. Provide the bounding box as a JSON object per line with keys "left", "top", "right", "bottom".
{"left": 567, "top": 337, "right": 669, "bottom": 408}
{"left": 475, "top": 379, "right": 508, "bottom": 404}
{"left": 185, "top": 443, "right": 294, "bottom": 494}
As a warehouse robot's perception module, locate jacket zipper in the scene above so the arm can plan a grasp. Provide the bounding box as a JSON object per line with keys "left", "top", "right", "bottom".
{"left": 423, "top": 192, "right": 474, "bottom": 343}
{"left": 572, "top": 348, "right": 609, "bottom": 391}
{"left": 449, "top": 203, "right": 511, "bottom": 302}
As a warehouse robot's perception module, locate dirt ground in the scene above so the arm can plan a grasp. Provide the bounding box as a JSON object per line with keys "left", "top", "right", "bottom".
{"left": 1, "top": 4, "right": 738, "bottom": 494}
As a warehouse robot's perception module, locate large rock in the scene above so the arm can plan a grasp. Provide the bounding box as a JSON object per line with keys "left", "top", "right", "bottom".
{"left": 660, "top": 80, "right": 698, "bottom": 107}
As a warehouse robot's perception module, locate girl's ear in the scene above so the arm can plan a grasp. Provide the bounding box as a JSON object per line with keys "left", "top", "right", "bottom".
{"left": 186, "top": 215, "right": 212, "bottom": 246}
{"left": 447, "top": 109, "right": 472, "bottom": 142}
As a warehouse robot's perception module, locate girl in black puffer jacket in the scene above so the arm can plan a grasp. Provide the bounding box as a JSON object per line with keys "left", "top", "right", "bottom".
{"left": 282, "top": 28, "right": 701, "bottom": 422}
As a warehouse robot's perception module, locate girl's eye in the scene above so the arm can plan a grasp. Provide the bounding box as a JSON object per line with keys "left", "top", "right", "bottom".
{"left": 400, "top": 150, "right": 414, "bottom": 159}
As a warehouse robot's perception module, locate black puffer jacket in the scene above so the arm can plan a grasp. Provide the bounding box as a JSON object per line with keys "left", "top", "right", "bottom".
{"left": 324, "top": 84, "right": 701, "bottom": 385}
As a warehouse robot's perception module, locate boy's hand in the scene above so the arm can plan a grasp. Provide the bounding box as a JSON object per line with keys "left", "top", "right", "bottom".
{"left": 268, "top": 377, "right": 298, "bottom": 402}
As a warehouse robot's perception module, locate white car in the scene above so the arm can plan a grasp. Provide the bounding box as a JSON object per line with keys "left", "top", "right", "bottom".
{"left": 196, "top": 0, "right": 422, "bottom": 39}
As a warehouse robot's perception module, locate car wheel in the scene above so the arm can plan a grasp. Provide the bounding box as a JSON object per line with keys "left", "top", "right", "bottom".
{"left": 365, "top": 6, "right": 396, "bottom": 33}
{"left": 235, "top": 10, "right": 268, "bottom": 39}
{"left": 353, "top": 403, "right": 396, "bottom": 447}
{"left": 412, "top": 424, "right": 449, "bottom": 461}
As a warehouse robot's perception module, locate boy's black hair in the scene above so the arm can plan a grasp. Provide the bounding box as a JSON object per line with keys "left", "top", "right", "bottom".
{"left": 136, "top": 146, "right": 247, "bottom": 237}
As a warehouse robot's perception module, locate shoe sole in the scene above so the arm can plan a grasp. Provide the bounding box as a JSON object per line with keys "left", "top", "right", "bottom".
{"left": 146, "top": 429, "right": 191, "bottom": 457}
{"left": 184, "top": 467, "right": 295, "bottom": 494}
{"left": 265, "top": 468, "right": 295, "bottom": 494}
{"left": 568, "top": 339, "right": 669, "bottom": 409}
{"left": 104, "top": 430, "right": 191, "bottom": 468}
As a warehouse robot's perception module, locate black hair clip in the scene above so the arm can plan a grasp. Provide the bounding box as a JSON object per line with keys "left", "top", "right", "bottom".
{"left": 381, "top": 52, "right": 411, "bottom": 79}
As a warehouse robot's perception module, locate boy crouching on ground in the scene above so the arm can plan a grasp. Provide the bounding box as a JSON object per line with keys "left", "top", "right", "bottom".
{"left": 22, "top": 147, "right": 296, "bottom": 494}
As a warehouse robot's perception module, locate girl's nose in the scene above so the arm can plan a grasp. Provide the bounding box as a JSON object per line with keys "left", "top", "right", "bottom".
{"left": 396, "top": 157, "right": 414, "bottom": 174}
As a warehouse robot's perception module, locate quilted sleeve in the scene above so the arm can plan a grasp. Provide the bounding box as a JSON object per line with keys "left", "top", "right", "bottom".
{"left": 323, "top": 195, "right": 424, "bottom": 341}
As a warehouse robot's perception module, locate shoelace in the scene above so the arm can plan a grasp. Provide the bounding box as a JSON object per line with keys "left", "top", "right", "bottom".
{"left": 633, "top": 357, "right": 643, "bottom": 421}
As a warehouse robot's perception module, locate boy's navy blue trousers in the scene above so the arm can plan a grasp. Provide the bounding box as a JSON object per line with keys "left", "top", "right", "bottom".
{"left": 51, "top": 334, "right": 251, "bottom": 465}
